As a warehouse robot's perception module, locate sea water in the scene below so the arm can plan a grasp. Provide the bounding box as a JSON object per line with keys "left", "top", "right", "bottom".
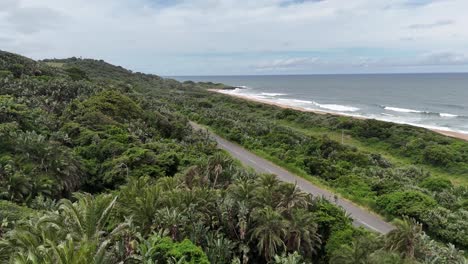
{"left": 173, "top": 73, "right": 468, "bottom": 134}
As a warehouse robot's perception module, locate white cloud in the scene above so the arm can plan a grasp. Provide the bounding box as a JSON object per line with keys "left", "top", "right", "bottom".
{"left": 0, "top": 0, "right": 467, "bottom": 74}
{"left": 420, "top": 52, "right": 468, "bottom": 65}
{"left": 255, "top": 58, "right": 319, "bottom": 71}
{"left": 408, "top": 19, "right": 454, "bottom": 29}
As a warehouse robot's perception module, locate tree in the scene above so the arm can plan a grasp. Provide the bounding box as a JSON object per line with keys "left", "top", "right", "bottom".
{"left": 285, "top": 208, "right": 321, "bottom": 258}
{"left": 385, "top": 216, "right": 423, "bottom": 260}
{"left": 206, "top": 152, "right": 234, "bottom": 188}
{"left": 254, "top": 174, "right": 281, "bottom": 208}
{"left": 156, "top": 207, "right": 188, "bottom": 241}
{"left": 118, "top": 176, "right": 162, "bottom": 234}
{"left": 1, "top": 193, "right": 130, "bottom": 263}
{"left": 205, "top": 232, "right": 236, "bottom": 264}
{"left": 58, "top": 193, "right": 126, "bottom": 241}
{"left": 251, "top": 206, "right": 288, "bottom": 262}
{"left": 279, "top": 183, "right": 309, "bottom": 214}
{"left": 273, "top": 251, "right": 305, "bottom": 264}
{"left": 329, "top": 235, "right": 380, "bottom": 264}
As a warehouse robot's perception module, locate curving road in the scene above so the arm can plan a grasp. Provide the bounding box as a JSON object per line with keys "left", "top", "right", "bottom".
{"left": 191, "top": 122, "right": 394, "bottom": 234}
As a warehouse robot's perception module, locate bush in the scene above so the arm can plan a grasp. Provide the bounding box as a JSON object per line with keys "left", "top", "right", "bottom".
{"left": 8, "top": 63, "right": 24, "bottom": 78}
{"left": 0, "top": 200, "right": 35, "bottom": 222}
{"left": 325, "top": 227, "right": 354, "bottom": 256}
{"left": 376, "top": 190, "right": 437, "bottom": 220}
{"left": 0, "top": 70, "right": 12, "bottom": 79}
{"left": 423, "top": 145, "right": 456, "bottom": 167}
{"left": 142, "top": 236, "right": 210, "bottom": 264}
{"left": 333, "top": 174, "right": 375, "bottom": 201}
{"left": 419, "top": 177, "right": 453, "bottom": 192}
{"left": 65, "top": 67, "right": 89, "bottom": 81}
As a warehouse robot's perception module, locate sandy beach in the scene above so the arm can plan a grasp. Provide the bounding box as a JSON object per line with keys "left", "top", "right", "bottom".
{"left": 210, "top": 89, "right": 468, "bottom": 142}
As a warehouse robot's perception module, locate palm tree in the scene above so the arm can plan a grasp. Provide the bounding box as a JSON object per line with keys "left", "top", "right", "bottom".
{"left": 251, "top": 206, "right": 288, "bottom": 262}
{"left": 45, "top": 235, "right": 113, "bottom": 264}
{"left": 257, "top": 173, "right": 280, "bottom": 190}
{"left": 204, "top": 232, "right": 236, "bottom": 264}
{"left": 286, "top": 208, "right": 321, "bottom": 257}
{"left": 118, "top": 176, "right": 161, "bottom": 234}
{"left": 329, "top": 241, "right": 369, "bottom": 264}
{"left": 155, "top": 176, "right": 182, "bottom": 191}
{"left": 367, "top": 250, "right": 406, "bottom": 264}
{"left": 59, "top": 193, "right": 127, "bottom": 241}
{"left": 278, "top": 182, "right": 309, "bottom": 214}
{"left": 254, "top": 174, "right": 281, "bottom": 208}
{"left": 1, "top": 171, "right": 32, "bottom": 202}
{"left": 273, "top": 251, "right": 305, "bottom": 264}
{"left": 206, "top": 152, "right": 233, "bottom": 188}
{"left": 3, "top": 192, "right": 128, "bottom": 263}
{"left": 385, "top": 216, "right": 423, "bottom": 260}
{"left": 156, "top": 207, "right": 187, "bottom": 241}
{"left": 227, "top": 178, "right": 256, "bottom": 207}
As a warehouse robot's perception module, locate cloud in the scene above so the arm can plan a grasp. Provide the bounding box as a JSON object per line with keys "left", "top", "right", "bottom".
{"left": 420, "top": 52, "right": 468, "bottom": 65}
{"left": 0, "top": 36, "right": 14, "bottom": 43}
{"left": 252, "top": 50, "right": 468, "bottom": 74}
{"left": 280, "top": 0, "right": 324, "bottom": 7}
{"left": 1, "top": 0, "right": 468, "bottom": 75}
{"left": 0, "top": 0, "right": 18, "bottom": 11}
{"left": 255, "top": 57, "right": 319, "bottom": 71}
{"left": 408, "top": 19, "right": 454, "bottom": 29}
{"left": 5, "top": 7, "right": 65, "bottom": 34}
{"left": 403, "top": 0, "right": 443, "bottom": 7}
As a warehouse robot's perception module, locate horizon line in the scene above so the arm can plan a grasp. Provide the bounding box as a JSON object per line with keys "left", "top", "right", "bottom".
{"left": 166, "top": 71, "right": 468, "bottom": 77}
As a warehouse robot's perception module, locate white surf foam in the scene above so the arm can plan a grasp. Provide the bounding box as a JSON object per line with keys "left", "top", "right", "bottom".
{"left": 277, "top": 98, "right": 313, "bottom": 104}
{"left": 313, "top": 102, "right": 360, "bottom": 112}
{"left": 370, "top": 114, "right": 468, "bottom": 135}
{"left": 440, "top": 113, "right": 458, "bottom": 118}
{"left": 217, "top": 90, "right": 468, "bottom": 135}
{"left": 261, "top": 92, "right": 287, "bottom": 97}
{"left": 384, "top": 106, "right": 422, "bottom": 113}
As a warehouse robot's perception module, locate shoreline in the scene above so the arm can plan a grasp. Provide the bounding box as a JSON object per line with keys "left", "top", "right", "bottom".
{"left": 209, "top": 89, "right": 468, "bottom": 142}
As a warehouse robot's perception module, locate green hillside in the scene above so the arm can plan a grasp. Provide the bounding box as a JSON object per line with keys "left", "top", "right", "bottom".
{"left": 0, "top": 50, "right": 466, "bottom": 263}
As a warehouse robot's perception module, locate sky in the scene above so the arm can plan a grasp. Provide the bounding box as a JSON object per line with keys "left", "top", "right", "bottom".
{"left": 1, "top": 0, "right": 468, "bottom": 75}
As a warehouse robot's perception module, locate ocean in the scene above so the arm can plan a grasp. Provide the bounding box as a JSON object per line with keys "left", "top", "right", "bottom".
{"left": 172, "top": 73, "right": 468, "bottom": 135}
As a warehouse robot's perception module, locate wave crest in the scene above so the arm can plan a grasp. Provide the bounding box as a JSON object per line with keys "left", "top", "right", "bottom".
{"left": 384, "top": 106, "right": 460, "bottom": 118}
{"left": 261, "top": 92, "right": 287, "bottom": 97}
{"left": 384, "top": 106, "right": 421, "bottom": 113}
{"left": 314, "top": 102, "right": 360, "bottom": 112}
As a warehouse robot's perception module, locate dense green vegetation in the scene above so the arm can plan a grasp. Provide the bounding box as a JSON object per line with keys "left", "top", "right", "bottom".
{"left": 0, "top": 50, "right": 466, "bottom": 263}
{"left": 153, "top": 82, "right": 468, "bottom": 250}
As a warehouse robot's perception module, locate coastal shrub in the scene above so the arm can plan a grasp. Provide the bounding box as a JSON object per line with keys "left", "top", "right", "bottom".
{"left": 376, "top": 190, "right": 437, "bottom": 220}
{"left": 64, "top": 67, "right": 89, "bottom": 81}
{"left": 423, "top": 145, "right": 457, "bottom": 166}
{"left": 0, "top": 200, "right": 35, "bottom": 223}
{"left": 8, "top": 63, "right": 24, "bottom": 78}
{"left": 139, "top": 236, "right": 210, "bottom": 264}
{"left": 419, "top": 177, "right": 453, "bottom": 192}
{"left": 0, "top": 70, "right": 12, "bottom": 79}
{"left": 333, "top": 174, "right": 375, "bottom": 202}
{"left": 420, "top": 207, "right": 468, "bottom": 248}
{"left": 325, "top": 227, "right": 354, "bottom": 256}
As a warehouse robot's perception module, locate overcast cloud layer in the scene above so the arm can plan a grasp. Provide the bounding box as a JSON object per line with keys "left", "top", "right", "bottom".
{"left": 1, "top": 0, "right": 468, "bottom": 75}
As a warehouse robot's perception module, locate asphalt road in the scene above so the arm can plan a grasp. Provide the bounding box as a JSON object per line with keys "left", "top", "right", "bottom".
{"left": 191, "top": 122, "right": 395, "bottom": 234}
